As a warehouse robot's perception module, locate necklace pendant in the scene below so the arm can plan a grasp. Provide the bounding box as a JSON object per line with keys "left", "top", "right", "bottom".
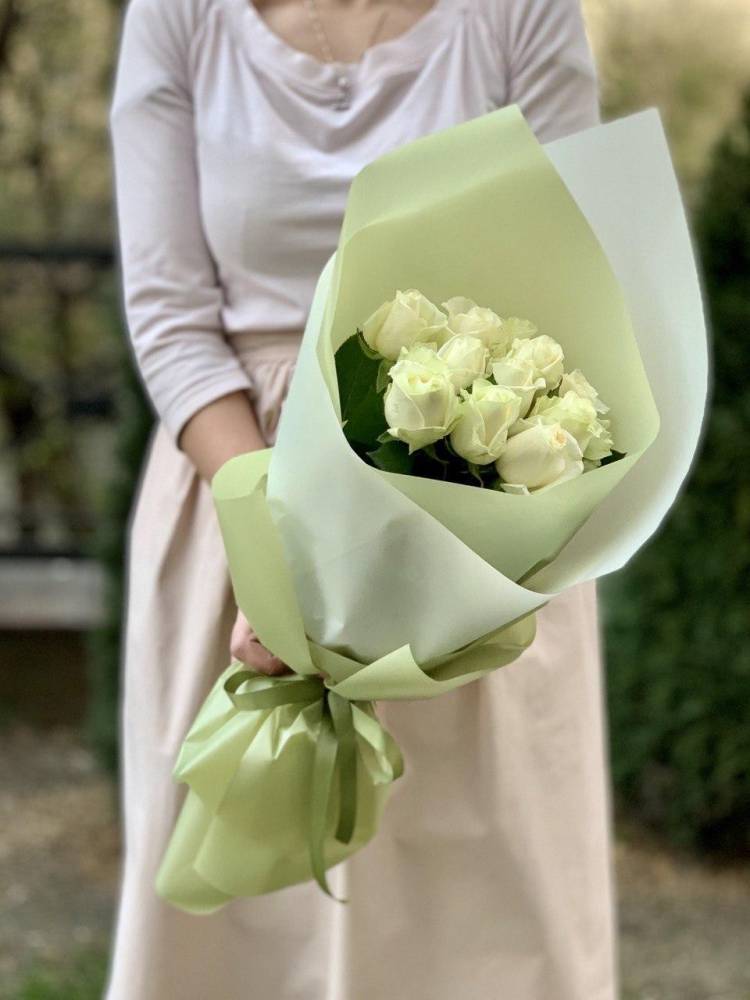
{"left": 333, "top": 74, "right": 351, "bottom": 111}
{"left": 302, "top": 0, "right": 355, "bottom": 111}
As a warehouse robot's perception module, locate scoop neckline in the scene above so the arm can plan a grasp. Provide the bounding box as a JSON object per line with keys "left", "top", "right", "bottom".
{"left": 219, "top": 0, "right": 468, "bottom": 96}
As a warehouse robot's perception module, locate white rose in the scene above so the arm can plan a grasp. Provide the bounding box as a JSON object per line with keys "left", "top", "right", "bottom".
{"left": 490, "top": 357, "right": 546, "bottom": 417}
{"left": 391, "top": 341, "right": 447, "bottom": 372}
{"left": 581, "top": 417, "right": 615, "bottom": 462}
{"left": 499, "top": 316, "right": 538, "bottom": 341}
{"left": 516, "top": 391, "right": 613, "bottom": 461}
{"left": 487, "top": 317, "right": 539, "bottom": 363}
{"left": 441, "top": 296, "right": 510, "bottom": 354}
{"left": 495, "top": 422, "right": 584, "bottom": 494}
{"left": 436, "top": 334, "right": 489, "bottom": 390}
{"left": 505, "top": 334, "right": 564, "bottom": 391}
{"left": 449, "top": 380, "right": 522, "bottom": 465}
{"left": 362, "top": 288, "right": 449, "bottom": 361}
{"left": 559, "top": 368, "right": 610, "bottom": 414}
{"left": 384, "top": 357, "right": 461, "bottom": 454}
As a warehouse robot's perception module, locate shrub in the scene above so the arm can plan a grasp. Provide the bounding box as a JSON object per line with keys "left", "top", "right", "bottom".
{"left": 603, "top": 89, "right": 750, "bottom": 854}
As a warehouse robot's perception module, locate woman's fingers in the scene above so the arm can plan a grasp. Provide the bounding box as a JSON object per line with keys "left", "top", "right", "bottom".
{"left": 229, "top": 609, "right": 328, "bottom": 680}
{"left": 245, "top": 639, "right": 292, "bottom": 676}
{"left": 230, "top": 610, "right": 293, "bottom": 676}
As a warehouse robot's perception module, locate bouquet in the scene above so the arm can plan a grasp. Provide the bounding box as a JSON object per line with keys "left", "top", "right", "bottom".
{"left": 338, "top": 290, "right": 621, "bottom": 494}
{"left": 155, "top": 105, "right": 708, "bottom": 912}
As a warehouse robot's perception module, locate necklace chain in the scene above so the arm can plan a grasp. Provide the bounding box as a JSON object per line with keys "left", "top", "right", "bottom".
{"left": 301, "top": 0, "right": 338, "bottom": 66}
{"left": 301, "top": 0, "right": 351, "bottom": 108}
{"left": 302, "top": 0, "right": 381, "bottom": 110}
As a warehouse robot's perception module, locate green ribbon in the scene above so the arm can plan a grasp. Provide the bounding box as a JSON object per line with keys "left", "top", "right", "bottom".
{"left": 224, "top": 669, "right": 362, "bottom": 903}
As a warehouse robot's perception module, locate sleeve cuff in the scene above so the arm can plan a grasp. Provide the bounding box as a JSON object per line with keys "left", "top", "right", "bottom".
{"left": 163, "top": 369, "right": 256, "bottom": 451}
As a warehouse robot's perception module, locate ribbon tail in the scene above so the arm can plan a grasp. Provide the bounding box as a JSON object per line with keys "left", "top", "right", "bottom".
{"left": 309, "top": 707, "right": 348, "bottom": 903}
{"left": 328, "top": 691, "right": 358, "bottom": 846}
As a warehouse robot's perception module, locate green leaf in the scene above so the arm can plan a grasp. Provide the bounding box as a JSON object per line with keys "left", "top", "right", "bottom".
{"left": 366, "top": 439, "right": 413, "bottom": 474}
{"left": 334, "top": 333, "right": 388, "bottom": 446}
{"left": 466, "top": 462, "right": 485, "bottom": 486}
{"left": 376, "top": 358, "right": 392, "bottom": 394}
{"left": 423, "top": 442, "right": 451, "bottom": 468}
{"left": 356, "top": 327, "right": 382, "bottom": 360}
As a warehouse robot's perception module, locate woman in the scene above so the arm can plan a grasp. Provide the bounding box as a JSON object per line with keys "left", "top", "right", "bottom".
{"left": 105, "top": 0, "right": 617, "bottom": 997}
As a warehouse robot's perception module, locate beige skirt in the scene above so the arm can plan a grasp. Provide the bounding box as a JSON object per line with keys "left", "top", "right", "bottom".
{"left": 104, "top": 332, "right": 618, "bottom": 1000}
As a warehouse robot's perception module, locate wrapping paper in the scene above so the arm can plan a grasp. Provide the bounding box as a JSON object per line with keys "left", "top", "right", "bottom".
{"left": 156, "top": 105, "right": 708, "bottom": 911}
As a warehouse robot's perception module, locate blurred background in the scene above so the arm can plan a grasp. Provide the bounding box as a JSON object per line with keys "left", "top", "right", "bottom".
{"left": 0, "top": 0, "right": 748, "bottom": 996}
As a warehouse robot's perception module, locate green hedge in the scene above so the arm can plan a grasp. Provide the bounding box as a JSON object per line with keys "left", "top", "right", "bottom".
{"left": 603, "top": 89, "right": 750, "bottom": 853}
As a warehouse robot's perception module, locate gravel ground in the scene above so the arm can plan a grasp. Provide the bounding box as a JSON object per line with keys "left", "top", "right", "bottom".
{"left": 1, "top": 721, "right": 749, "bottom": 1000}
{"left": 0, "top": 725, "right": 120, "bottom": 998}
{"left": 615, "top": 830, "right": 750, "bottom": 1000}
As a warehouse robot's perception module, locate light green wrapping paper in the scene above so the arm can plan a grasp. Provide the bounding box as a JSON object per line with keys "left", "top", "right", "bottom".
{"left": 318, "top": 108, "right": 660, "bottom": 583}
{"left": 156, "top": 447, "right": 536, "bottom": 910}
{"left": 156, "top": 105, "right": 699, "bottom": 913}
{"left": 209, "top": 450, "right": 536, "bottom": 701}
{"left": 156, "top": 662, "right": 404, "bottom": 912}
{"left": 264, "top": 106, "right": 660, "bottom": 671}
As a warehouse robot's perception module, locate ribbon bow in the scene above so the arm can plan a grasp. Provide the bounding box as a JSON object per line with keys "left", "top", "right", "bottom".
{"left": 224, "top": 669, "right": 376, "bottom": 903}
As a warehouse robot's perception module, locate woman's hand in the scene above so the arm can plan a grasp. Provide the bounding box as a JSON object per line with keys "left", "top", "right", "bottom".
{"left": 230, "top": 608, "right": 293, "bottom": 676}
{"left": 230, "top": 608, "right": 328, "bottom": 681}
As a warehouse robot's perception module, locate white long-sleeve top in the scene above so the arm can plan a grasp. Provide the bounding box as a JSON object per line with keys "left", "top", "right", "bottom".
{"left": 108, "top": 0, "right": 600, "bottom": 444}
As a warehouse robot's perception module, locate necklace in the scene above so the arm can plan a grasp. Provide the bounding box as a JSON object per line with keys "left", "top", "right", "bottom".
{"left": 300, "top": 0, "right": 364, "bottom": 111}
